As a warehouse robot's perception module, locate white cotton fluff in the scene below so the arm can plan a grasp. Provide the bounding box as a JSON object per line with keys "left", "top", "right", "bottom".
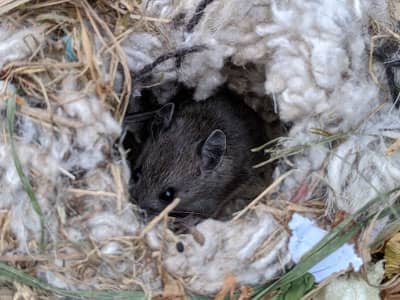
{"left": 327, "top": 105, "right": 400, "bottom": 213}
{"left": 315, "top": 261, "right": 384, "bottom": 300}
{"left": 147, "top": 207, "right": 290, "bottom": 295}
{"left": 257, "top": 0, "right": 380, "bottom": 132}
{"left": 122, "top": 32, "right": 175, "bottom": 79}
{"left": 0, "top": 155, "right": 56, "bottom": 254}
{"left": 271, "top": 117, "right": 331, "bottom": 199}
{"left": 131, "top": 0, "right": 380, "bottom": 135}
{"left": 250, "top": 0, "right": 392, "bottom": 200}
{"left": 366, "top": 0, "right": 394, "bottom": 27}
{"left": 55, "top": 77, "right": 120, "bottom": 171}
{"left": 124, "top": 0, "right": 272, "bottom": 100}
{"left": 0, "top": 24, "right": 45, "bottom": 69}
{"left": 87, "top": 209, "right": 140, "bottom": 241}
{"left": 0, "top": 74, "right": 147, "bottom": 287}
{"left": 0, "top": 107, "right": 59, "bottom": 251}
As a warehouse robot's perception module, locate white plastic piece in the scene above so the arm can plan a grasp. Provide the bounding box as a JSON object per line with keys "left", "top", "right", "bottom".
{"left": 289, "top": 213, "right": 363, "bottom": 282}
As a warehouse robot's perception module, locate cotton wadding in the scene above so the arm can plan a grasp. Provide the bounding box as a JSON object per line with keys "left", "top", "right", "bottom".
{"left": 0, "top": 24, "right": 45, "bottom": 69}
{"left": 315, "top": 261, "right": 384, "bottom": 300}
{"left": 125, "top": 0, "right": 272, "bottom": 100}
{"left": 327, "top": 105, "right": 400, "bottom": 213}
{"left": 257, "top": 0, "right": 380, "bottom": 133}
{"left": 147, "top": 206, "right": 290, "bottom": 295}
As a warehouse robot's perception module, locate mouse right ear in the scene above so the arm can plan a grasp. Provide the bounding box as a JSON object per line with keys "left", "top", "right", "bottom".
{"left": 151, "top": 103, "right": 175, "bottom": 139}
{"left": 200, "top": 129, "right": 226, "bottom": 171}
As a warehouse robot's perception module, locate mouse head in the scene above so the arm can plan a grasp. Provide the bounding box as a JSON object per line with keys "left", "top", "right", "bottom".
{"left": 129, "top": 103, "right": 230, "bottom": 217}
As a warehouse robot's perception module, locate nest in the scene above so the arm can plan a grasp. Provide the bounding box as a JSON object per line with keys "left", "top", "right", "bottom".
{"left": 1, "top": 0, "right": 400, "bottom": 299}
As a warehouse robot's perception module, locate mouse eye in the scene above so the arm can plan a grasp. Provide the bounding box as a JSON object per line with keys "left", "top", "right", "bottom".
{"left": 159, "top": 187, "right": 175, "bottom": 203}
{"left": 131, "top": 167, "right": 141, "bottom": 183}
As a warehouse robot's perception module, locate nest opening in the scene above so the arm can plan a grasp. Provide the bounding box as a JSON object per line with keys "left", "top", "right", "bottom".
{"left": 122, "top": 69, "right": 285, "bottom": 227}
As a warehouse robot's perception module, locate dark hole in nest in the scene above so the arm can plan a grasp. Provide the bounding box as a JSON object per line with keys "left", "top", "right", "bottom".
{"left": 121, "top": 82, "right": 284, "bottom": 231}
{"left": 373, "top": 38, "right": 400, "bottom": 107}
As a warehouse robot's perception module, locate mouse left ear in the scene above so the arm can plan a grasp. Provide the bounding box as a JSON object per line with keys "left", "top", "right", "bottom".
{"left": 200, "top": 129, "right": 226, "bottom": 171}
{"left": 151, "top": 103, "right": 175, "bottom": 139}
{"left": 157, "top": 103, "right": 175, "bottom": 128}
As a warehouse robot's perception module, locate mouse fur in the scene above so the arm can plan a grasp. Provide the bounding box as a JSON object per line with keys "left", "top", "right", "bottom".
{"left": 129, "top": 89, "right": 267, "bottom": 218}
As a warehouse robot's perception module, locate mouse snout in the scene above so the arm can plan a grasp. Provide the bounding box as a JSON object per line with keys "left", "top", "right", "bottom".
{"left": 138, "top": 206, "right": 159, "bottom": 219}
{"left": 137, "top": 198, "right": 163, "bottom": 215}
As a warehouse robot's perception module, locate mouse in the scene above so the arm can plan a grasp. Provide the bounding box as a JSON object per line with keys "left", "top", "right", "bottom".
{"left": 127, "top": 89, "right": 267, "bottom": 218}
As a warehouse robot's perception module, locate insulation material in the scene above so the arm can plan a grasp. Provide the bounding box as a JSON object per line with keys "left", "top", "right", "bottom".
{"left": 146, "top": 207, "right": 290, "bottom": 295}
{"left": 327, "top": 105, "right": 400, "bottom": 213}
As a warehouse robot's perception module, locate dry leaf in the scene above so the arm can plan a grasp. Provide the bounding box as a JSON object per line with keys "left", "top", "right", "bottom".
{"left": 331, "top": 211, "right": 347, "bottom": 227}
{"left": 214, "top": 274, "right": 237, "bottom": 300}
{"left": 76, "top": 9, "right": 98, "bottom": 82}
{"left": 382, "top": 282, "right": 400, "bottom": 300}
{"left": 385, "top": 232, "right": 400, "bottom": 279}
{"left": 386, "top": 139, "right": 400, "bottom": 156}
{"left": 160, "top": 270, "right": 186, "bottom": 300}
{"left": 238, "top": 286, "right": 252, "bottom": 300}
{"left": 190, "top": 227, "right": 205, "bottom": 246}
{"left": 290, "top": 181, "right": 309, "bottom": 203}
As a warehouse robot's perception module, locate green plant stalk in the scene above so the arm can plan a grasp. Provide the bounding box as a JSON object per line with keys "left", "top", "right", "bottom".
{"left": 271, "top": 273, "right": 315, "bottom": 300}
{"left": 252, "top": 224, "right": 360, "bottom": 299}
{"left": 6, "top": 95, "right": 45, "bottom": 250}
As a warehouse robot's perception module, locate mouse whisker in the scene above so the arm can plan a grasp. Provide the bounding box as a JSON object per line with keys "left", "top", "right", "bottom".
{"left": 170, "top": 209, "right": 210, "bottom": 218}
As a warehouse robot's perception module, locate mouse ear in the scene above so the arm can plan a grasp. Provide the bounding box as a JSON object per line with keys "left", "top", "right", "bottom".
{"left": 158, "top": 103, "right": 175, "bottom": 128}
{"left": 151, "top": 103, "right": 175, "bottom": 139}
{"left": 200, "top": 129, "right": 226, "bottom": 171}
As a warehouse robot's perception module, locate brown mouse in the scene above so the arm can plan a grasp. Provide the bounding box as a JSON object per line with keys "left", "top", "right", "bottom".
{"left": 128, "top": 89, "right": 267, "bottom": 218}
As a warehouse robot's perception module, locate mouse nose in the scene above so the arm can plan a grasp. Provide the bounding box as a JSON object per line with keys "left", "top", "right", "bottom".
{"left": 137, "top": 200, "right": 161, "bottom": 216}
{"left": 138, "top": 208, "right": 148, "bottom": 219}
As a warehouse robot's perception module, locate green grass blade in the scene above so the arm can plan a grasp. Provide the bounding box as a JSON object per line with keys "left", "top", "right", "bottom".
{"left": 6, "top": 95, "right": 45, "bottom": 250}
{"left": 252, "top": 224, "right": 361, "bottom": 299}
{"left": 0, "top": 262, "right": 146, "bottom": 299}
